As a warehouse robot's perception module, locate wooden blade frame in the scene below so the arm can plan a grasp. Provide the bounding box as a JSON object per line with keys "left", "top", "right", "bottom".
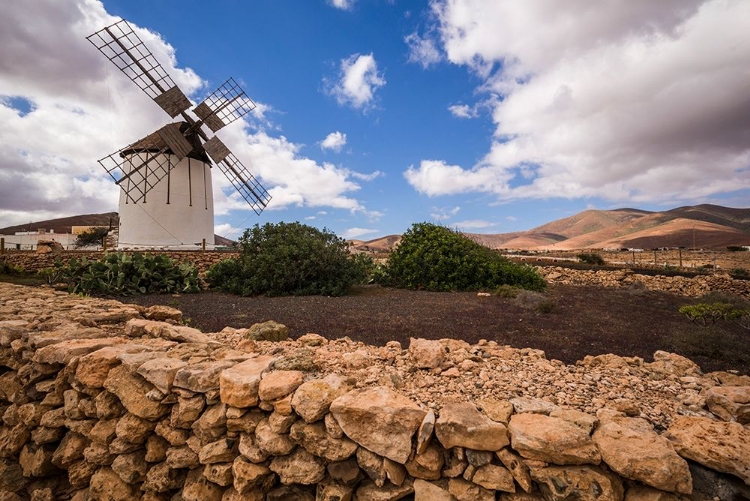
{"left": 98, "top": 137, "right": 175, "bottom": 204}
{"left": 204, "top": 137, "right": 271, "bottom": 215}
{"left": 193, "top": 78, "right": 257, "bottom": 133}
{"left": 87, "top": 20, "right": 191, "bottom": 117}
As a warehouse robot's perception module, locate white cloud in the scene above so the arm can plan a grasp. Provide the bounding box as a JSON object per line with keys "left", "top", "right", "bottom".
{"left": 350, "top": 170, "right": 384, "bottom": 181}
{"left": 328, "top": 0, "right": 355, "bottom": 11}
{"left": 448, "top": 104, "right": 478, "bottom": 119}
{"left": 214, "top": 223, "right": 241, "bottom": 238}
{"left": 341, "top": 227, "right": 378, "bottom": 239}
{"left": 453, "top": 220, "right": 495, "bottom": 230}
{"left": 430, "top": 206, "right": 460, "bottom": 221}
{"left": 320, "top": 131, "right": 347, "bottom": 152}
{"left": 0, "top": 0, "right": 374, "bottom": 228}
{"left": 406, "top": 0, "right": 750, "bottom": 205}
{"left": 405, "top": 32, "right": 442, "bottom": 68}
{"left": 328, "top": 53, "right": 386, "bottom": 111}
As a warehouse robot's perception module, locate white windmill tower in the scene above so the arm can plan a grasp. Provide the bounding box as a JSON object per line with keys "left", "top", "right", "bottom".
{"left": 87, "top": 20, "right": 271, "bottom": 249}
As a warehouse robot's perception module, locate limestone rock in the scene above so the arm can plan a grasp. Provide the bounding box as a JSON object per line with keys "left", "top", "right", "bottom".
{"left": 232, "top": 456, "right": 272, "bottom": 494}
{"left": 289, "top": 420, "right": 358, "bottom": 461}
{"left": 331, "top": 386, "right": 426, "bottom": 464}
{"left": 51, "top": 432, "right": 88, "bottom": 468}
{"left": 258, "top": 370, "right": 304, "bottom": 401}
{"left": 624, "top": 485, "right": 680, "bottom": 500}
{"left": 414, "top": 479, "right": 456, "bottom": 501}
{"left": 508, "top": 413, "right": 601, "bottom": 465}
{"left": 496, "top": 448, "right": 533, "bottom": 493}
{"left": 203, "top": 462, "right": 233, "bottom": 487}
{"left": 182, "top": 467, "right": 224, "bottom": 501}
{"left": 199, "top": 438, "right": 236, "bottom": 464}
{"left": 405, "top": 442, "right": 444, "bottom": 480}
{"left": 165, "top": 445, "right": 199, "bottom": 469}
{"left": 473, "top": 464, "right": 515, "bottom": 492}
{"left": 549, "top": 408, "right": 599, "bottom": 433}
{"left": 136, "top": 358, "right": 187, "bottom": 394}
{"left": 356, "top": 447, "right": 386, "bottom": 487}
{"left": 705, "top": 385, "right": 750, "bottom": 423}
{"left": 435, "top": 402, "right": 509, "bottom": 451}
{"left": 0, "top": 424, "right": 30, "bottom": 458}
{"left": 247, "top": 320, "right": 289, "bottom": 341}
{"left": 447, "top": 478, "right": 495, "bottom": 501}
{"left": 416, "top": 409, "right": 435, "bottom": 455}
{"left": 477, "top": 398, "right": 514, "bottom": 424}
{"left": 77, "top": 345, "right": 144, "bottom": 388}
{"left": 593, "top": 416, "right": 691, "bottom": 494}
{"left": 355, "top": 479, "right": 414, "bottom": 501}
{"left": 171, "top": 394, "right": 205, "bottom": 429}
{"left": 103, "top": 364, "right": 169, "bottom": 420}
{"left": 144, "top": 305, "right": 182, "bottom": 322}
{"left": 34, "top": 337, "right": 128, "bottom": 365}
{"left": 192, "top": 402, "right": 228, "bottom": 443}
{"left": 531, "top": 465, "right": 625, "bottom": 501}
{"left": 328, "top": 457, "right": 364, "bottom": 486}
{"left": 316, "top": 479, "right": 354, "bottom": 501}
{"left": 219, "top": 355, "right": 275, "bottom": 408}
{"left": 116, "top": 412, "right": 156, "bottom": 444}
{"left": 19, "top": 443, "right": 57, "bottom": 477}
{"left": 409, "top": 338, "right": 444, "bottom": 369}
{"left": 268, "top": 410, "right": 297, "bottom": 434}
{"left": 145, "top": 435, "right": 169, "bottom": 462}
{"left": 173, "top": 360, "right": 236, "bottom": 393}
{"left": 238, "top": 431, "right": 271, "bottom": 463}
{"left": 142, "top": 462, "right": 187, "bottom": 493}
{"left": 292, "top": 374, "right": 351, "bottom": 423}
{"left": 89, "top": 467, "right": 140, "bottom": 501}
{"left": 269, "top": 447, "right": 326, "bottom": 485}
{"left": 666, "top": 415, "right": 750, "bottom": 485}
{"left": 255, "top": 418, "right": 295, "bottom": 455}
{"left": 510, "top": 397, "right": 559, "bottom": 415}
{"left": 384, "top": 457, "right": 407, "bottom": 486}
{"left": 647, "top": 351, "right": 701, "bottom": 377}
{"left": 111, "top": 450, "right": 148, "bottom": 484}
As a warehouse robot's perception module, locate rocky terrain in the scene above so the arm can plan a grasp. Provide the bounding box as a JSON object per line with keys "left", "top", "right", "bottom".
{"left": 1, "top": 283, "right": 750, "bottom": 499}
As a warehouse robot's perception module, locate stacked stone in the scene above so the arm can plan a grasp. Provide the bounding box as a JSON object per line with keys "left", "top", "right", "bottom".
{"left": 1, "top": 283, "right": 750, "bottom": 500}
{"left": 540, "top": 267, "right": 750, "bottom": 298}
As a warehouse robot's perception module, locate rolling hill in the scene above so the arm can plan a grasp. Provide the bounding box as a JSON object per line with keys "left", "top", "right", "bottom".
{"left": 349, "top": 204, "right": 750, "bottom": 252}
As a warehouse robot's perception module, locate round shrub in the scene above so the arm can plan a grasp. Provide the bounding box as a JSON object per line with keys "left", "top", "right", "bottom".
{"left": 383, "top": 222, "right": 546, "bottom": 292}
{"left": 206, "top": 222, "right": 371, "bottom": 296}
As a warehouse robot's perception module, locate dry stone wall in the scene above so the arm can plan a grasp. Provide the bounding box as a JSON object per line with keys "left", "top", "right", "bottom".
{"left": 1, "top": 283, "right": 750, "bottom": 500}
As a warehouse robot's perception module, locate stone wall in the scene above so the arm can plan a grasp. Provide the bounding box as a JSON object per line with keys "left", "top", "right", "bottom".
{"left": 1, "top": 283, "right": 750, "bottom": 500}
{"left": 0, "top": 251, "right": 237, "bottom": 276}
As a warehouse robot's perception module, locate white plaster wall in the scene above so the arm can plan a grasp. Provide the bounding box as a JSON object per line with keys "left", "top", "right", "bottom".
{"left": 118, "top": 154, "right": 215, "bottom": 249}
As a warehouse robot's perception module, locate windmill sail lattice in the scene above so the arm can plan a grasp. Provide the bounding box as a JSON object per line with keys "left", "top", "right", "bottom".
{"left": 87, "top": 19, "right": 271, "bottom": 213}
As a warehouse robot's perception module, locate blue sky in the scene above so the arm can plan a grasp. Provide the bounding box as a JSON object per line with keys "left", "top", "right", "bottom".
{"left": 1, "top": 0, "right": 748, "bottom": 240}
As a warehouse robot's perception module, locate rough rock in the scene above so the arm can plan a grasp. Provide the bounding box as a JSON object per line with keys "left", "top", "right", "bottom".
{"left": 510, "top": 397, "right": 559, "bottom": 415}
{"left": 477, "top": 398, "right": 514, "bottom": 424}
{"left": 136, "top": 358, "right": 188, "bottom": 394}
{"left": 508, "top": 413, "right": 601, "bottom": 465}
{"left": 416, "top": 409, "right": 435, "bottom": 455}
{"left": 472, "top": 464, "right": 515, "bottom": 492}
{"left": 593, "top": 416, "right": 691, "bottom": 494}
{"left": 448, "top": 478, "right": 495, "bottom": 501}
{"left": 246, "top": 320, "right": 289, "bottom": 341}
{"left": 496, "top": 448, "right": 534, "bottom": 493}
{"left": 330, "top": 386, "right": 426, "bottom": 464}
{"left": 219, "top": 356, "right": 275, "bottom": 408}
{"left": 435, "top": 402, "right": 509, "bottom": 451}
{"left": 232, "top": 456, "right": 272, "bottom": 494}
{"left": 258, "top": 370, "right": 304, "bottom": 401}
{"left": 409, "top": 338, "right": 444, "bottom": 369}
{"left": 182, "top": 467, "right": 224, "bottom": 501}
{"left": 705, "top": 385, "right": 750, "bottom": 423}
{"left": 289, "top": 420, "right": 358, "bottom": 461}
{"left": 254, "top": 418, "right": 295, "bottom": 455}
{"left": 111, "top": 450, "right": 148, "bottom": 483}
{"left": 413, "top": 479, "right": 455, "bottom": 501}
{"left": 89, "top": 467, "right": 140, "bottom": 501}
{"left": 203, "top": 462, "right": 233, "bottom": 486}
{"left": 199, "top": 438, "right": 235, "bottom": 464}
{"left": 103, "top": 365, "right": 169, "bottom": 420}
{"left": 173, "top": 360, "right": 236, "bottom": 393}
{"left": 269, "top": 447, "right": 326, "bottom": 485}
{"left": 356, "top": 447, "right": 386, "bottom": 487}
{"left": 531, "top": 465, "right": 625, "bottom": 501}
{"left": 355, "top": 479, "right": 414, "bottom": 501}
{"left": 666, "top": 415, "right": 750, "bottom": 485}
{"left": 292, "top": 375, "right": 351, "bottom": 423}
{"left": 624, "top": 485, "right": 680, "bottom": 500}
{"left": 405, "top": 442, "right": 444, "bottom": 480}
{"left": 316, "top": 479, "right": 354, "bottom": 501}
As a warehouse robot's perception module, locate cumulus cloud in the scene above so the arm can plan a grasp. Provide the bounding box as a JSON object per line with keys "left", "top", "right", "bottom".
{"left": 405, "top": 32, "right": 442, "bottom": 68}
{"left": 406, "top": 0, "right": 750, "bottom": 205}
{"left": 452, "top": 219, "right": 495, "bottom": 230}
{"left": 0, "top": 0, "right": 373, "bottom": 228}
{"left": 341, "top": 227, "right": 378, "bottom": 239}
{"left": 328, "top": 0, "right": 355, "bottom": 11}
{"left": 320, "top": 131, "right": 348, "bottom": 152}
{"left": 214, "top": 223, "right": 241, "bottom": 238}
{"left": 448, "top": 104, "right": 478, "bottom": 119}
{"left": 350, "top": 170, "right": 384, "bottom": 181}
{"left": 328, "top": 53, "right": 386, "bottom": 111}
{"left": 430, "top": 206, "right": 460, "bottom": 221}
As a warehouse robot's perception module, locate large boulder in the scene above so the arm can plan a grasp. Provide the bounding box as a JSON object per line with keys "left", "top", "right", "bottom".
{"left": 172, "top": 360, "right": 237, "bottom": 393}
{"left": 593, "top": 416, "right": 691, "bottom": 494}
{"left": 409, "top": 338, "right": 444, "bottom": 369}
{"left": 103, "top": 365, "right": 169, "bottom": 420}
{"left": 435, "top": 402, "right": 509, "bottom": 451}
{"left": 269, "top": 447, "right": 326, "bottom": 485}
{"left": 508, "top": 413, "right": 600, "bottom": 465}
{"left": 292, "top": 375, "right": 351, "bottom": 423}
{"left": 705, "top": 386, "right": 750, "bottom": 424}
{"left": 219, "top": 355, "right": 276, "bottom": 408}
{"left": 246, "top": 321, "right": 289, "bottom": 341}
{"left": 330, "top": 386, "right": 426, "bottom": 464}
{"left": 666, "top": 416, "right": 750, "bottom": 485}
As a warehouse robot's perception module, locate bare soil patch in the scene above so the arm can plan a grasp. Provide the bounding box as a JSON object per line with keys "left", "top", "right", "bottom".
{"left": 120, "top": 284, "right": 750, "bottom": 375}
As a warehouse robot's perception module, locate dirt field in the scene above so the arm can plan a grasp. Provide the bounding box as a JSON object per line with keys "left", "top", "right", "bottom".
{"left": 120, "top": 284, "right": 750, "bottom": 375}
{"left": 526, "top": 249, "right": 750, "bottom": 271}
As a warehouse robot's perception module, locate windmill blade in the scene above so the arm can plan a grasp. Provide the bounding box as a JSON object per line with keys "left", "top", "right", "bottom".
{"left": 193, "top": 78, "right": 256, "bottom": 133}
{"left": 203, "top": 137, "right": 271, "bottom": 215}
{"left": 87, "top": 20, "right": 191, "bottom": 118}
{"left": 97, "top": 129, "right": 177, "bottom": 203}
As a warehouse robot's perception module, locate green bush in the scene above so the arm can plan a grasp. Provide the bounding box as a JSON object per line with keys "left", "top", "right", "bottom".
{"left": 0, "top": 260, "right": 25, "bottom": 275}
{"left": 678, "top": 302, "right": 749, "bottom": 328}
{"left": 730, "top": 267, "right": 749, "bottom": 279}
{"left": 57, "top": 252, "right": 201, "bottom": 295}
{"left": 381, "top": 222, "right": 546, "bottom": 292}
{"left": 206, "top": 222, "right": 371, "bottom": 296}
{"left": 577, "top": 253, "right": 605, "bottom": 265}
{"left": 75, "top": 227, "right": 109, "bottom": 248}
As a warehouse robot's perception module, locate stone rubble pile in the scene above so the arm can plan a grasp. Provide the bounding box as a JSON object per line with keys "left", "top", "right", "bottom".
{"left": 539, "top": 267, "right": 750, "bottom": 298}
{"left": 1, "top": 283, "right": 749, "bottom": 500}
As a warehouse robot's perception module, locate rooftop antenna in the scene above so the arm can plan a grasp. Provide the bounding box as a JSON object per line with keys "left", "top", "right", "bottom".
{"left": 87, "top": 20, "right": 271, "bottom": 248}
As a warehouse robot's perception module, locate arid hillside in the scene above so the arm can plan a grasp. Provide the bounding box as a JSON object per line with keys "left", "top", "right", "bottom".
{"left": 350, "top": 204, "right": 750, "bottom": 252}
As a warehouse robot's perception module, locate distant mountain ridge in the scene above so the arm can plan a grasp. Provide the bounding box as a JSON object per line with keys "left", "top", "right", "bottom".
{"left": 0, "top": 212, "right": 235, "bottom": 247}
{"left": 352, "top": 204, "right": 750, "bottom": 252}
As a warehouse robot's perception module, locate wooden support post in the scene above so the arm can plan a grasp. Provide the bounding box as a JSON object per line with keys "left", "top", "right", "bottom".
{"left": 632, "top": 250, "right": 635, "bottom": 266}
{"left": 0, "top": 237, "right": 4, "bottom": 255}
{"left": 202, "top": 238, "right": 206, "bottom": 252}
{"left": 102, "top": 237, "right": 107, "bottom": 252}
{"left": 679, "top": 249, "right": 682, "bottom": 268}
{"left": 654, "top": 250, "right": 657, "bottom": 267}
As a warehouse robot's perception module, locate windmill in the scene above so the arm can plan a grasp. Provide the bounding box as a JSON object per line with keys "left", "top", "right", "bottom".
{"left": 87, "top": 20, "right": 271, "bottom": 249}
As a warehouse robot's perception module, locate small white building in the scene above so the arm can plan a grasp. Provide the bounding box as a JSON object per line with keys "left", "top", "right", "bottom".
{"left": 0, "top": 229, "right": 77, "bottom": 251}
